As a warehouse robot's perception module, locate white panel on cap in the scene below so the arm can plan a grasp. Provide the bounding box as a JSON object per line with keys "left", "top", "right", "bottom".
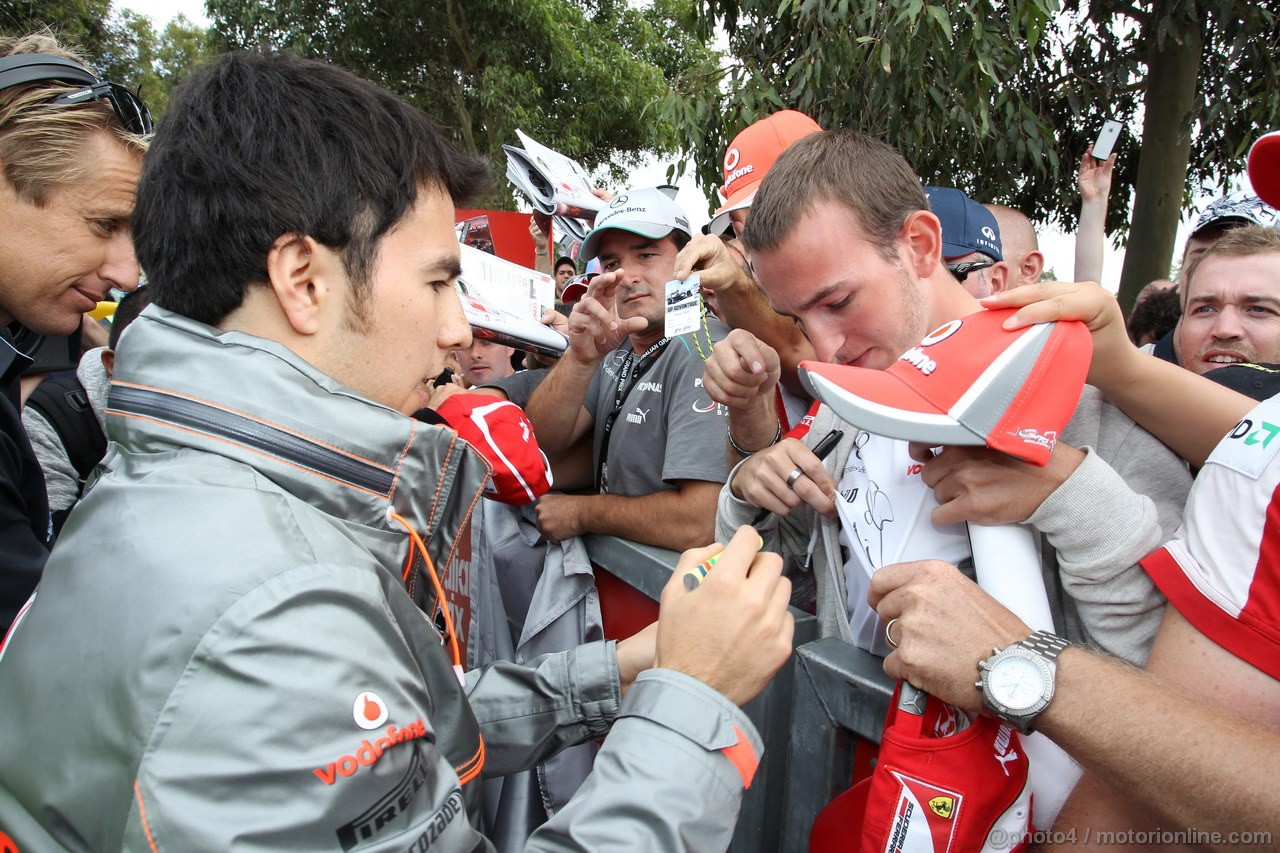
{"left": 948, "top": 322, "right": 1051, "bottom": 421}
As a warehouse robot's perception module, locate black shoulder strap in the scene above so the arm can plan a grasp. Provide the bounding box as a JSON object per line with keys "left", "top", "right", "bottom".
{"left": 25, "top": 372, "right": 107, "bottom": 486}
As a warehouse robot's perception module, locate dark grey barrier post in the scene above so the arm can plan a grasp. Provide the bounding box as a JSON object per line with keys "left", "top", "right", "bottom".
{"left": 581, "top": 534, "right": 818, "bottom": 853}
{"left": 780, "top": 637, "right": 896, "bottom": 851}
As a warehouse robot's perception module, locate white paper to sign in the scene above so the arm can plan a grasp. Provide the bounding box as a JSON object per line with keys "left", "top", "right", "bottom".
{"left": 664, "top": 273, "right": 701, "bottom": 338}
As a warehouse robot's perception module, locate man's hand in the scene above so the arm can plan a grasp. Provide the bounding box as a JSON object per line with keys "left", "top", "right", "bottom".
{"left": 564, "top": 271, "right": 647, "bottom": 365}
{"left": 702, "top": 329, "right": 781, "bottom": 411}
{"left": 868, "top": 560, "right": 1031, "bottom": 712}
{"left": 615, "top": 621, "right": 657, "bottom": 697}
{"left": 672, "top": 233, "right": 754, "bottom": 298}
{"left": 81, "top": 313, "right": 110, "bottom": 350}
{"left": 534, "top": 493, "right": 585, "bottom": 543}
{"left": 912, "top": 442, "right": 1085, "bottom": 526}
{"left": 529, "top": 213, "right": 551, "bottom": 247}
{"left": 425, "top": 380, "right": 465, "bottom": 409}
{"left": 730, "top": 437, "right": 837, "bottom": 519}
{"left": 1077, "top": 146, "right": 1117, "bottom": 204}
{"left": 980, "top": 282, "right": 1140, "bottom": 393}
{"left": 655, "top": 527, "right": 795, "bottom": 707}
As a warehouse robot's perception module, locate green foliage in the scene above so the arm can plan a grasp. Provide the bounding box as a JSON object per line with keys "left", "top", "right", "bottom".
{"left": 668, "top": 0, "right": 1280, "bottom": 235}
{"left": 2, "top": 0, "right": 117, "bottom": 61}
{"left": 207, "top": 0, "right": 715, "bottom": 209}
{"left": 2, "top": 1, "right": 215, "bottom": 120}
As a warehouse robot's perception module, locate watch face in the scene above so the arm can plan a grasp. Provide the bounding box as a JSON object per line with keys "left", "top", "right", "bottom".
{"left": 988, "top": 655, "right": 1047, "bottom": 712}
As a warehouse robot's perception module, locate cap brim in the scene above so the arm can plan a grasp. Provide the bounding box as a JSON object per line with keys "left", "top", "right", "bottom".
{"left": 708, "top": 188, "right": 759, "bottom": 236}
{"left": 560, "top": 282, "right": 588, "bottom": 302}
{"left": 799, "top": 361, "right": 982, "bottom": 446}
{"left": 1249, "top": 132, "right": 1280, "bottom": 209}
{"left": 1192, "top": 216, "right": 1253, "bottom": 237}
{"left": 580, "top": 222, "right": 675, "bottom": 261}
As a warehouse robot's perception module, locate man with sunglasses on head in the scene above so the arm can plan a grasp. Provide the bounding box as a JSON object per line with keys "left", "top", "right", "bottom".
{"left": 0, "top": 33, "right": 151, "bottom": 632}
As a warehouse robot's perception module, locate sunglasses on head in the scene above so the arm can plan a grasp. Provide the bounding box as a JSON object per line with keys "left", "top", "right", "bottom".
{"left": 50, "top": 80, "right": 154, "bottom": 136}
{"left": 0, "top": 53, "right": 154, "bottom": 137}
{"left": 946, "top": 260, "right": 995, "bottom": 283}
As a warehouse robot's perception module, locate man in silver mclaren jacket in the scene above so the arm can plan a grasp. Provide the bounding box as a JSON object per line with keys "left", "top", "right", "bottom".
{"left": 0, "top": 51, "right": 794, "bottom": 852}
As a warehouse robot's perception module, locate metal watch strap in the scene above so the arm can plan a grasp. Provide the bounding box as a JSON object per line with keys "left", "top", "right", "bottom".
{"left": 1020, "top": 630, "right": 1069, "bottom": 661}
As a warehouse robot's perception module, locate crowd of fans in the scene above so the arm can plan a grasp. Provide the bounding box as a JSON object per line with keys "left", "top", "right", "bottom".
{"left": 2, "top": 28, "right": 1280, "bottom": 853}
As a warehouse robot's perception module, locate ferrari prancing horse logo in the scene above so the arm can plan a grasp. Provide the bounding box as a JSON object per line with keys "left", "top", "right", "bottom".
{"left": 928, "top": 796, "right": 955, "bottom": 819}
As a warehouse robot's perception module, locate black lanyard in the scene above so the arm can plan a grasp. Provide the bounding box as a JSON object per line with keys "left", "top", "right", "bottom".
{"left": 596, "top": 337, "right": 669, "bottom": 492}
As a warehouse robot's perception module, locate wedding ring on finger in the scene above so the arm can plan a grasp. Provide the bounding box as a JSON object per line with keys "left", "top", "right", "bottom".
{"left": 885, "top": 617, "right": 901, "bottom": 649}
{"left": 785, "top": 467, "right": 804, "bottom": 489}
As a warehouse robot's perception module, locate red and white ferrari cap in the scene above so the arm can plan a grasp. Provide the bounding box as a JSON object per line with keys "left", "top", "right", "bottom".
{"left": 798, "top": 308, "right": 1092, "bottom": 466}
{"left": 811, "top": 683, "right": 1031, "bottom": 853}
{"left": 434, "top": 394, "right": 552, "bottom": 505}
{"left": 1141, "top": 394, "right": 1280, "bottom": 680}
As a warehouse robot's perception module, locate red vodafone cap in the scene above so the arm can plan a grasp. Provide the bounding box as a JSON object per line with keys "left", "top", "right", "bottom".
{"left": 798, "top": 308, "right": 1092, "bottom": 466}
{"left": 1249, "top": 131, "right": 1280, "bottom": 209}
{"left": 708, "top": 110, "right": 822, "bottom": 235}
{"left": 435, "top": 394, "right": 552, "bottom": 505}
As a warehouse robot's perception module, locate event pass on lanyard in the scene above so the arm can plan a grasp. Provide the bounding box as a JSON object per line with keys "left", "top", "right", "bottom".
{"left": 664, "top": 272, "right": 702, "bottom": 338}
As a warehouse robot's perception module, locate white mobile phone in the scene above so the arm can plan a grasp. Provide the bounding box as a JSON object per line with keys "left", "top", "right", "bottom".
{"left": 1092, "top": 119, "right": 1123, "bottom": 161}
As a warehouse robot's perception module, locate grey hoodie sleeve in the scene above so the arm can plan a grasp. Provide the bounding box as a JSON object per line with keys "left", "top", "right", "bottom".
{"left": 20, "top": 405, "right": 79, "bottom": 513}
{"left": 1028, "top": 448, "right": 1169, "bottom": 665}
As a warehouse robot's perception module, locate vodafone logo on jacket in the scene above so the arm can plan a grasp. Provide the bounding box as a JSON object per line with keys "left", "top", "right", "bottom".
{"left": 314, "top": 719, "right": 429, "bottom": 786}
{"left": 353, "top": 691, "right": 389, "bottom": 730}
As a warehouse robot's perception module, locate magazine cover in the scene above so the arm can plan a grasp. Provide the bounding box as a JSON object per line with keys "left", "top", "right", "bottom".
{"left": 504, "top": 130, "right": 604, "bottom": 245}
{"left": 456, "top": 243, "right": 568, "bottom": 357}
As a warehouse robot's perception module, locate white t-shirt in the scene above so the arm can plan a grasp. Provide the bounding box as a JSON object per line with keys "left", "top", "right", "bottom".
{"left": 834, "top": 430, "right": 971, "bottom": 652}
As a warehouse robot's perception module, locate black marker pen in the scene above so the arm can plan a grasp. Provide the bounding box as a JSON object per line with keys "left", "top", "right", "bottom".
{"left": 751, "top": 428, "right": 844, "bottom": 526}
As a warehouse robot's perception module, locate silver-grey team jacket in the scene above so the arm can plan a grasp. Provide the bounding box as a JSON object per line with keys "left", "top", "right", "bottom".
{"left": 0, "top": 306, "right": 762, "bottom": 852}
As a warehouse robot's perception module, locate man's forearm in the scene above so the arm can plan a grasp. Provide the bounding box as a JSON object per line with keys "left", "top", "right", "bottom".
{"left": 526, "top": 355, "right": 598, "bottom": 455}
{"left": 1073, "top": 197, "right": 1107, "bottom": 284}
{"left": 1095, "top": 355, "right": 1253, "bottom": 468}
{"left": 726, "top": 396, "right": 780, "bottom": 466}
{"left": 1044, "top": 649, "right": 1280, "bottom": 845}
{"left": 584, "top": 482, "right": 721, "bottom": 551}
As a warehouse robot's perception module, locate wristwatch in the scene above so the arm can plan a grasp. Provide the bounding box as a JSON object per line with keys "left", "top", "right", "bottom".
{"left": 976, "top": 630, "right": 1070, "bottom": 733}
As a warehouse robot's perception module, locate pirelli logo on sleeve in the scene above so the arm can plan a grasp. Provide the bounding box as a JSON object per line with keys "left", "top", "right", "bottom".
{"left": 335, "top": 749, "right": 430, "bottom": 850}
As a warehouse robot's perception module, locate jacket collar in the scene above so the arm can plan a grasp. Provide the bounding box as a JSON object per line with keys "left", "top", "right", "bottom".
{"left": 105, "top": 305, "right": 490, "bottom": 561}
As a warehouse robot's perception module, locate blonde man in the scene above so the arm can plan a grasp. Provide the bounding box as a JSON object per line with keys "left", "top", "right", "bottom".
{"left": 0, "top": 33, "right": 151, "bottom": 629}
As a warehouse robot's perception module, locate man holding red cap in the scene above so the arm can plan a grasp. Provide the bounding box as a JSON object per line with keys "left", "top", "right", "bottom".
{"left": 718, "top": 130, "right": 1190, "bottom": 695}
{"left": 904, "top": 211, "right": 1280, "bottom": 844}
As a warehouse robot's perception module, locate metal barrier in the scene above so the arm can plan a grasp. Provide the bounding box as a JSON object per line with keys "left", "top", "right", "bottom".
{"left": 780, "top": 637, "right": 895, "bottom": 851}
{"left": 582, "top": 534, "right": 819, "bottom": 853}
